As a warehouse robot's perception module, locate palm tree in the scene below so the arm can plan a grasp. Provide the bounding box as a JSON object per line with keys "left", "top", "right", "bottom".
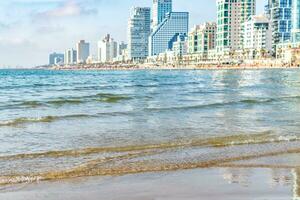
{"left": 277, "top": 48, "right": 282, "bottom": 59}
{"left": 260, "top": 48, "right": 266, "bottom": 59}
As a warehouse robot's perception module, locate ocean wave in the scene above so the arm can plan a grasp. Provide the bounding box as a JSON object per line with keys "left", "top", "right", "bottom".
{"left": 0, "top": 131, "right": 298, "bottom": 160}
{"left": 0, "top": 114, "right": 95, "bottom": 127}
{"left": 19, "top": 101, "right": 44, "bottom": 108}
{"left": 0, "top": 93, "right": 133, "bottom": 110}
{"left": 46, "top": 99, "right": 83, "bottom": 106}
{"left": 94, "top": 93, "right": 133, "bottom": 103}
{"left": 145, "top": 97, "right": 297, "bottom": 112}
{"left": 2, "top": 141, "right": 300, "bottom": 186}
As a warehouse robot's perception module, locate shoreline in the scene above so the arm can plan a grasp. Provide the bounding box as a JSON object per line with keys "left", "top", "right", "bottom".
{"left": 51, "top": 64, "right": 300, "bottom": 71}
{"left": 0, "top": 167, "right": 295, "bottom": 200}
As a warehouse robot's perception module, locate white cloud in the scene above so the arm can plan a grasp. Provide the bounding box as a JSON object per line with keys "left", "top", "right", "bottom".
{"left": 39, "top": 0, "right": 97, "bottom": 18}
{"left": 46, "top": 1, "right": 80, "bottom": 17}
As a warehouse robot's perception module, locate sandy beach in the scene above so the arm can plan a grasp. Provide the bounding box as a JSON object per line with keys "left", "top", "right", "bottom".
{"left": 51, "top": 64, "right": 300, "bottom": 71}
{"left": 0, "top": 167, "right": 295, "bottom": 200}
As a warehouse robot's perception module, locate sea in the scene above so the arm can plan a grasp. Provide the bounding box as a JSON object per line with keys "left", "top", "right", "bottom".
{"left": 1, "top": 69, "right": 300, "bottom": 186}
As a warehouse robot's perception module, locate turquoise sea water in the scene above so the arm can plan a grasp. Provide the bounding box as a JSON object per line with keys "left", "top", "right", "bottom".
{"left": 1, "top": 69, "right": 300, "bottom": 185}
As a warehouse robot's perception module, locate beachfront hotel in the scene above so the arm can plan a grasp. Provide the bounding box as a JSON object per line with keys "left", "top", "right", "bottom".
{"left": 149, "top": 0, "right": 189, "bottom": 57}
{"left": 274, "top": 0, "right": 300, "bottom": 58}
{"left": 292, "top": 0, "right": 300, "bottom": 42}
{"left": 216, "top": 0, "right": 256, "bottom": 52}
{"left": 265, "top": 0, "right": 292, "bottom": 50}
{"left": 76, "top": 40, "right": 90, "bottom": 64}
{"left": 149, "top": 12, "right": 189, "bottom": 56}
{"left": 128, "top": 7, "right": 151, "bottom": 61}
{"left": 152, "top": 0, "right": 173, "bottom": 29}
{"left": 188, "top": 23, "right": 217, "bottom": 59}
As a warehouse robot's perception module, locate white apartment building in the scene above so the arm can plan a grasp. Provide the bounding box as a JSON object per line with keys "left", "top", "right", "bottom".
{"left": 216, "top": 0, "right": 256, "bottom": 52}
{"left": 98, "top": 34, "right": 118, "bottom": 63}
{"left": 64, "top": 48, "right": 77, "bottom": 65}
{"left": 243, "top": 15, "right": 272, "bottom": 57}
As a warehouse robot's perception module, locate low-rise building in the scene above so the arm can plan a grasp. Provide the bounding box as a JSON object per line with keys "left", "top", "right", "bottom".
{"left": 172, "top": 34, "right": 188, "bottom": 58}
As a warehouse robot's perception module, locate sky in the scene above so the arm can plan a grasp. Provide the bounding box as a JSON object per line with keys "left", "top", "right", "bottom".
{"left": 0, "top": 0, "right": 266, "bottom": 67}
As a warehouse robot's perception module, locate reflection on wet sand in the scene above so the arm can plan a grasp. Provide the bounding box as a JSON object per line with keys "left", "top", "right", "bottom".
{"left": 270, "top": 169, "right": 292, "bottom": 187}
{"left": 220, "top": 167, "right": 300, "bottom": 200}
{"left": 221, "top": 168, "right": 252, "bottom": 186}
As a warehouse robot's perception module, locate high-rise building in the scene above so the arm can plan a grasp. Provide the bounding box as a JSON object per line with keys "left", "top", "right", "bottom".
{"left": 149, "top": 12, "right": 189, "bottom": 56}
{"left": 292, "top": 0, "right": 300, "bottom": 42}
{"left": 243, "top": 15, "right": 272, "bottom": 56}
{"left": 188, "top": 23, "right": 217, "bottom": 56}
{"left": 152, "top": 0, "right": 172, "bottom": 28}
{"left": 76, "top": 40, "right": 90, "bottom": 64}
{"left": 216, "top": 0, "right": 256, "bottom": 52}
{"left": 64, "top": 49, "right": 77, "bottom": 65}
{"left": 118, "top": 42, "right": 128, "bottom": 55}
{"left": 265, "top": 0, "right": 292, "bottom": 49}
{"left": 128, "top": 7, "right": 151, "bottom": 60}
{"left": 49, "top": 52, "right": 64, "bottom": 65}
{"left": 98, "top": 34, "right": 118, "bottom": 63}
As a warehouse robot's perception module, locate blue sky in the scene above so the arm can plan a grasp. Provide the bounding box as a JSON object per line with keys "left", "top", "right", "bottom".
{"left": 0, "top": 0, "right": 266, "bottom": 67}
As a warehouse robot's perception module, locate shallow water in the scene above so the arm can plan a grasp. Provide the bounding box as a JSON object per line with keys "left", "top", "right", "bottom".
{"left": 1, "top": 69, "right": 300, "bottom": 185}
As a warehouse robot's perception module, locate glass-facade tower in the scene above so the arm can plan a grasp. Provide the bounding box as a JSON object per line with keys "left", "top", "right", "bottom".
{"left": 149, "top": 12, "right": 189, "bottom": 56}
{"left": 266, "top": 0, "right": 292, "bottom": 49}
{"left": 128, "top": 7, "right": 151, "bottom": 60}
{"left": 292, "top": 0, "right": 300, "bottom": 42}
{"left": 152, "top": 0, "right": 172, "bottom": 28}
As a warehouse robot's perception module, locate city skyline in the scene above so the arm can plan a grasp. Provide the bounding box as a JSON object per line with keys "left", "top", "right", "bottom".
{"left": 0, "top": 0, "right": 265, "bottom": 67}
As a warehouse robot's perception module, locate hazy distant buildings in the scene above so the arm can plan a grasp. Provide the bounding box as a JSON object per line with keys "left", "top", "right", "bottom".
{"left": 149, "top": 12, "right": 189, "bottom": 56}
{"left": 49, "top": 53, "right": 64, "bottom": 65}
{"left": 98, "top": 34, "right": 118, "bottom": 63}
{"left": 243, "top": 15, "right": 272, "bottom": 57}
{"left": 118, "top": 42, "right": 128, "bottom": 55}
{"left": 76, "top": 40, "right": 90, "bottom": 64}
{"left": 128, "top": 7, "right": 151, "bottom": 60}
{"left": 216, "top": 0, "right": 256, "bottom": 52}
{"left": 64, "top": 49, "right": 77, "bottom": 65}
{"left": 152, "top": 0, "right": 172, "bottom": 28}
{"left": 265, "top": 0, "right": 292, "bottom": 50}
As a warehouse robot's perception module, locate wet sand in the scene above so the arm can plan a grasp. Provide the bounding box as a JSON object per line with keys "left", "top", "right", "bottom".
{"left": 0, "top": 167, "right": 295, "bottom": 200}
